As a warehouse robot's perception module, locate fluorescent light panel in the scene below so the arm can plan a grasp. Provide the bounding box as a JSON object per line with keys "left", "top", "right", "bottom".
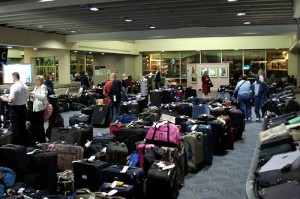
{"left": 38, "top": 0, "right": 55, "bottom": 2}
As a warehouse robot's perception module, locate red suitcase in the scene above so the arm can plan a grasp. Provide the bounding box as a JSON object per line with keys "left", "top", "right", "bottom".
{"left": 109, "top": 122, "right": 123, "bottom": 135}
{"left": 218, "top": 115, "right": 234, "bottom": 149}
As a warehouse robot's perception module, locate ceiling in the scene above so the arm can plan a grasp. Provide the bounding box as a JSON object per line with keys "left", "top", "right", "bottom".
{"left": 0, "top": 0, "right": 298, "bottom": 40}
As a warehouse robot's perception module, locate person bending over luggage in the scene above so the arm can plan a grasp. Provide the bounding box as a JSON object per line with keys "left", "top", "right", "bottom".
{"left": 201, "top": 71, "right": 211, "bottom": 98}
{"left": 234, "top": 74, "right": 252, "bottom": 121}
{"left": 2, "top": 72, "right": 29, "bottom": 145}
{"left": 104, "top": 73, "right": 124, "bottom": 122}
{"left": 29, "top": 75, "right": 48, "bottom": 143}
{"left": 250, "top": 75, "right": 268, "bottom": 122}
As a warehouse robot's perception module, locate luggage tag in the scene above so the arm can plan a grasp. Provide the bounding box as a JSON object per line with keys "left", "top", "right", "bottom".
{"left": 85, "top": 140, "right": 91, "bottom": 148}
{"left": 120, "top": 166, "right": 129, "bottom": 173}
{"left": 191, "top": 125, "right": 197, "bottom": 131}
{"left": 113, "top": 95, "right": 117, "bottom": 102}
{"left": 88, "top": 156, "right": 95, "bottom": 162}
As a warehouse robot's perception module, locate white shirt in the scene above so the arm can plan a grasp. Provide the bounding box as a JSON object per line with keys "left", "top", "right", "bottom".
{"left": 253, "top": 82, "right": 260, "bottom": 96}
{"left": 31, "top": 84, "right": 48, "bottom": 112}
{"left": 9, "top": 81, "right": 28, "bottom": 106}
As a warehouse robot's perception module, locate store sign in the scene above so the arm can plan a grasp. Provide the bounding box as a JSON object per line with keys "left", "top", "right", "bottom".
{"left": 0, "top": 48, "right": 8, "bottom": 64}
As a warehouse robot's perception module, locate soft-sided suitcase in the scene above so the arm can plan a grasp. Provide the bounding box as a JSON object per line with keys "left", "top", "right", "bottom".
{"left": 192, "top": 104, "right": 210, "bottom": 119}
{"left": 37, "top": 143, "right": 84, "bottom": 171}
{"left": 59, "top": 102, "right": 70, "bottom": 112}
{"left": 73, "top": 159, "right": 109, "bottom": 191}
{"left": 257, "top": 150, "right": 300, "bottom": 187}
{"left": 101, "top": 165, "right": 144, "bottom": 199}
{"left": 161, "top": 90, "right": 174, "bottom": 104}
{"left": 260, "top": 134, "right": 293, "bottom": 149}
{"left": 150, "top": 90, "right": 161, "bottom": 108}
{"left": 0, "top": 145, "right": 26, "bottom": 181}
{"left": 81, "top": 106, "right": 95, "bottom": 115}
{"left": 24, "top": 150, "right": 57, "bottom": 194}
{"left": 185, "top": 87, "right": 197, "bottom": 99}
{"left": 210, "top": 107, "right": 227, "bottom": 117}
{"left": 69, "top": 114, "right": 91, "bottom": 126}
{"left": 259, "top": 143, "right": 292, "bottom": 162}
{"left": 146, "top": 161, "right": 178, "bottom": 199}
{"left": 259, "top": 181, "right": 300, "bottom": 199}
{"left": 265, "top": 111, "right": 297, "bottom": 130}
{"left": 128, "top": 102, "right": 140, "bottom": 115}
{"left": 84, "top": 134, "right": 115, "bottom": 158}
{"left": 186, "top": 125, "right": 213, "bottom": 165}
{"left": 227, "top": 108, "right": 245, "bottom": 139}
{"left": 210, "top": 120, "right": 227, "bottom": 155}
{"left": 218, "top": 115, "right": 234, "bottom": 149}
{"left": 92, "top": 105, "right": 110, "bottom": 127}
{"left": 106, "top": 142, "right": 128, "bottom": 165}
{"left": 99, "top": 183, "right": 135, "bottom": 199}
{"left": 50, "top": 127, "right": 78, "bottom": 145}
{"left": 0, "top": 129, "right": 13, "bottom": 146}
{"left": 182, "top": 132, "right": 204, "bottom": 173}
{"left": 176, "top": 103, "right": 193, "bottom": 117}
{"left": 74, "top": 125, "right": 93, "bottom": 147}
{"left": 113, "top": 126, "right": 148, "bottom": 153}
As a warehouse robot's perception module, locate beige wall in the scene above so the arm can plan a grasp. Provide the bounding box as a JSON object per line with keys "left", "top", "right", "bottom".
{"left": 124, "top": 56, "right": 136, "bottom": 78}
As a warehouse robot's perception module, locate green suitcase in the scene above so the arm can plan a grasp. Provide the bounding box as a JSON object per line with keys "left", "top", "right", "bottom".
{"left": 106, "top": 142, "right": 128, "bottom": 165}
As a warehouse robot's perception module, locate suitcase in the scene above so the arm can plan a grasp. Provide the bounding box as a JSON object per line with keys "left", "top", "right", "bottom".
{"left": 146, "top": 161, "right": 178, "bottom": 199}
{"left": 80, "top": 93, "right": 95, "bottom": 107}
{"left": 185, "top": 87, "right": 197, "bottom": 99}
{"left": 109, "top": 122, "right": 123, "bottom": 135}
{"left": 192, "top": 104, "right": 210, "bottom": 119}
{"left": 287, "top": 116, "right": 300, "bottom": 125}
{"left": 210, "top": 107, "right": 227, "bottom": 117}
{"left": 186, "top": 125, "right": 213, "bottom": 165}
{"left": 265, "top": 112, "right": 297, "bottom": 130}
{"left": 81, "top": 106, "right": 95, "bottom": 115}
{"left": 59, "top": 102, "right": 70, "bottom": 112}
{"left": 120, "top": 103, "right": 129, "bottom": 115}
{"left": 113, "top": 126, "right": 148, "bottom": 153}
{"left": 101, "top": 165, "right": 144, "bottom": 199}
{"left": 260, "top": 134, "right": 293, "bottom": 149}
{"left": 69, "top": 114, "right": 91, "bottom": 126}
{"left": 259, "top": 143, "right": 292, "bottom": 162}
{"left": 92, "top": 105, "right": 110, "bottom": 127}
{"left": 37, "top": 143, "right": 84, "bottom": 171}
{"left": 210, "top": 120, "right": 227, "bottom": 155}
{"left": 24, "top": 150, "right": 57, "bottom": 194}
{"left": 0, "top": 145, "right": 26, "bottom": 182}
{"left": 176, "top": 90, "right": 183, "bottom": 101}
{"left": 161, "top": 90, "right": 174, "bottom": 104}
{"left": 176, "top": 103, "right": 193, "bottom": 117}
{"left": 258, "top": 181, "right": 300, "bottom": 199}
{"left": 73, "top": 159, "right": 109, "bottom": 191}
{"left": 84, "top": 134, "right": 115, "bottom": 158}
{"left": 70, "top": 102, "right": 86, "bottom": 111}
{"left": 0, "top": 129, "right": 13, "bottom": 146}
{"left": 195, "top": 114, "right": 216, "bottom": 124}
{"left": 150, "top": 90, "right": 161, "bottom": 108}
{"left": 227, "top": 108, "right": 245, "bottom": 139}
{"left": 139, "top": 112, "right": 160, "bottom": 124}
{"left": 137, "top": 143, "right": 157, "bottom": 169}
{"left": 58, "top": 94, "right": 69, "bottom": 102}
{"left": 216, "top": 92, "right": 231, "bottom": 101}
{"left": 74, "top": 125, "right": 93, "bottom": 147}
{"left": 99, "top": 183, "right": 135, "bottom": 199}
{"left": 182, "top": 132, "right": 205, "bottom": 173}
{"left": 218, "top": 115, "right": 234, "bottom": 149}
{"left": 115, "top": 115, "right": 138, "bottom": 123}
{"left": 74, "top": 189, "right": 126, "bottom": 199}
{"left": 137, "top": 97, "right": 148, "bottom": 113}
{"left": 50, "top": 127, "right": 78, "bottom": 145}
{"left": 106, "top": 142, "right": 128, "bottom": 165}
{"left": 128, "top": 102, "right": 140, "bottom": 115}
{"left": 257, "top": 150, "right": 300, "bottom": 187}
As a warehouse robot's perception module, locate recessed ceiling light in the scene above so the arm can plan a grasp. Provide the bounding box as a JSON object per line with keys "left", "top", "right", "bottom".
{"left": 89, "top": 52, "right": 92, "bottom": 54}
{"left": 124, "top": 18, "right": 133, "bottom": 22}
{"left": 101, "top": 53, "right": 105, "bottom": 55}
{"left": 37, "top": 25, "right": 43, "bottom": 28}
{"left": 38, "top": 0, "right": 55, "bottom": 2}
{"left": 149, "top": 26, "right": 156, "bottom": 29}
{"left": 7, "top": 46, "right": 12, "bottom": 49}
{"left": 237, "top": 12, "right": 246, "bottom": 16}
{"left": 70, "top": 30, "right": 77, "bottom": 33}
{"left": 244, "top": 21, "right": 251, "bottom": 25}
{"left": 33, "top": 48, "right": 38, "bottom": 51}
{"left": 90, "top": 7, "right": 99, "bottom": 11}
{"left": 74, "top": 51, "right": 78, "bottom": 53}
{"left": 228, "top": 0, "right": 237, "bottom": 2}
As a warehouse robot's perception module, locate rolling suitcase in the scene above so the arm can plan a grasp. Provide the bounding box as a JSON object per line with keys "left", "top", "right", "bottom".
{"left": 176, "top": 103, "right": 193, "bottom": 117}
{"left": 210, "top": 107, "right": 226, "bottom": 117}
{"left": 146, "top": 161, "right": 178, "bottom": 199}
{"left": 210, "top": 120, "right": 227, "bottom": 155}
{"left": 227, "top": 108, "right": 245, "bottom": 139}
{"left": 0, "top": 145, "right": 26, "bottom": 182}
{"left": 24, "top": 150, "right": 57, "bottom": 194}
{"left": 218, "top": 115, "right": 234, "bottom": 149}
{"left": 150, "top": 90, "right": 161, "bottom": 108}
{"left": 69, "top": 114, "right": 91, "bottom": 126}
{"left": 185, "top": 87, "right": 197, "bottom": 99}
{"left": 73, "top": 159, "right": 109, "bottom": 191}
{"left": 182, "top": 132, "right": 204, "bottom": 173}
{"left": 81, "top": 106, "right": 95, "bottom": 115}
{"left": 99, "top": 183, "right": 135, "bottom": 199}
{"left": 74, "top": 125, "right": 93, "bottom": 147}
{"left": 161, "top": 90, "right": 174, "bottom": 104}
{"left": 265, "top": 112, "right": 297, "bottom": 130}
{"left": 192, "top": 104, "right": 210, "bottom": 119}
{"left": 259, "top": 181, "right": 300, "bottom": 199}
{"left": 128, "top": 102, "right": 140, "bottom": 115}
{"left": 216, "top": 92, "right": 231, "bottom": 101}
{"left": 106, "top": 142, "right": 128, "bottom": 165}
{"left": 50, "top": 127, "right": 78, "bottom": 145}
{"left": 101, "top": 165, "right": 144, "bottom": 199}
{"left": 84, "top": 134, "right": 115, "bottom": 158}
{"left": 260, "top": 134, "right": 293, "bottom": 149}
{"left": 259, "top": 143, "right": 292, "bottom": 163}
{"left": 92, "top": 105, "right": 110, "bottom": 127}
{"left": 0, "top": 129, "right": 13, "bottom": 146}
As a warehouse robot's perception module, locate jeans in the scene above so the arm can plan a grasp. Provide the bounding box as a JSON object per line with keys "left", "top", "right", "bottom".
{"left": 109, "top": 101, "right": 121, "bottom": 122}
{"left": 254, "top": 96, "right": 265, "bottom": 119}
{"left": 238, "top": 93, "right": 251, "bottom": 119}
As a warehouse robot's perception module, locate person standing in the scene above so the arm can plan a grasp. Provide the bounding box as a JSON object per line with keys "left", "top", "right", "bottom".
{"left": 127, "top": 75, "right": 134, "bottom": 93}
{"left": 104, "top": 73, "right": 124, "bottom": 122}
{"left": 153, "top": 68, "right": 161, "bottom": 89}
{"left": 251, "top": 75, "right": 268, "bottom": 122}
{"left": 44, "top": 71, "right": 55, "bottom": 96}
{"left": 234, "top": 75, "right": 252, "bottom": 120}
{"left": 2, "top": 72, "right": 28, "bottom": 145}
{"left": 29, "top": 75, "right": 48, "bottom": 143}
{"left": 201, "top": 71, "right": 211, "bottom": 98}
{"left": 80, "top": 71, "right": 90, "bottom": 91}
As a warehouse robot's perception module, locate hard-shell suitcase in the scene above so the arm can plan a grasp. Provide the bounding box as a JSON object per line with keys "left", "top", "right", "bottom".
{"left": 0, "top": 129, "right": 13, "bottom": 146}
{"left": 218, "top": 115, "right": 234, "bottom": 149}
{"left": 50, "top": 127, "right": 78, "bottom": 145}
{"left": 257, "top": 150, "right": 300, "bottom": 187}
{"left": 0, "top": 145, "right": 26, "bottom": 182}
{"left": 92, "top": 105, "right": 110, "bottom": 127}
{"left": 182, "top": 132, "right": 204, "bottom": 173}
{"left": 259, "top": 181, "right": 300, "bottom": 199}
{"left": 37, "top": 143, "right": 84, "bottom": 171}
{"left": 69, "top": 114, "right": 91, "bottom": 126}
{"left": 146, "top": 161, "right": 178, "bottom": 199}
{"left": 259, "top": 143, "right": 292, "bottom": 162}
{"left": 176, "top": 103, "right": 193, "bottom": 117}
{"left": 24, "top": 150, "right": 57, "bottom": 194}
{"left": 227, "top": 108, "right": 245, "bottom": 139}
{"left": 192, "top": 104, "right": 210, "bottom": 119}
{"left": 101, "top": 165, "right": 144, "bottom": 199}
{"left": 106, "top": 142, "right": 128, "bottom": 165}
{"left": 99, "top": 183, "right": 135, "bottom": 199}
{"left": 260, "top": 134, "right": 293, "bottom": 149}
{"left": 73, "top": 159, "right": 109, "bottom": 191}
{"left": 150, "top": 91, "right": 161, "bottom": 108}
{"left": 210, "top": 120, "right": 227, "bottom": 155}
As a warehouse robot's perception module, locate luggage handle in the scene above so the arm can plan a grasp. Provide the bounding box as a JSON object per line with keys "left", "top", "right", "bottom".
{"left": 152, "top": 122, "right": 170, "bottom": 143}
{"left": 58, "top": 127, "right": 69, "bottom": 133}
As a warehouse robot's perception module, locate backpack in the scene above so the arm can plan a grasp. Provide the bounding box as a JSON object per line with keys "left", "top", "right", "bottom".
{"left": 108, "top": 80, "right": 122, "bottom": 105}
{"left": 0, "top": 167, "right": 16, "bottom": 197}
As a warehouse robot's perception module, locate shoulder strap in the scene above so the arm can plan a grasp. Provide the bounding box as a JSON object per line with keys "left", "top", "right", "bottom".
{"left": 237, "top": 80, "right": 246, "bottom": 92}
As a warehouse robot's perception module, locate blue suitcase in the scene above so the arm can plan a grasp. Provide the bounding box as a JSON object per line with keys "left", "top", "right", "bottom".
{"left": 115, "top": 114, "right": 138, "bottom": 123}
{"left": 186, "top": 124, "right": 213, "bottom": 165}
{"left": 192, "top": 104, "right": 210, "bottom": 119}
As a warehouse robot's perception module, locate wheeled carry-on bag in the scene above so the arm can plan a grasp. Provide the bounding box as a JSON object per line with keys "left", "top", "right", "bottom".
{"left": 146, "top": 161, "right": 178, "bottom": 199}
{"left": 101, "top": 165, "right": 144, "bottom": 199}
{"left": 227, "top": 108, "right": 245, "bottom": 139}
{"left": 150, "top": 90, "right": 161, "bottom": 108}
{"left": 0, "top": 129, "right": 13, "bottom": 146}
{"left": 182, "top": 132, "right": 205, "bottom": 173}
{"left": 161, "top": 90, "right": 174, "bottom": 104}
{"left": 106, "top": 142, "right": 128, "bottom": 165}
{"left": 50, "top": 127, "right": 78, "bottom": 145}
{"left": 92, "top": 105, "right": 110, "bottom": 127}
{"left": 265, "top": 111, "right": 297, "bottom": 130}
{"left": 73, "top": 159, "right": 109, "bottom": 191}
{"left": 192, "top": 104, "right": 210, "bottom": 119}
{"left": 210, "top": 120, "right": 227, "bottom": 155}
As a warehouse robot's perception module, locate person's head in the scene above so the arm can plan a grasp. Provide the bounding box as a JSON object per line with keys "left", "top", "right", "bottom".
{"left": 35, "top": 75, "right": 44, "bottom": 86}
{"left": 122, "top": 73, "right": 127, "bottom": 80}
{"left": 128, "top": 75, "right": 132, "bottom": 80}
{"left": 80, "top": 71, "right": 85, "bottom": 76}
{"left": 254, "top": 74, "right": 259, "bottom": 83}
{"left": 110, "top": 73, "right": 116, "bottom": 80}
{"left": 203, "top": 71, "right": 208, "bottom": 76}
{"left": 11, "top": 72, "right": 20, "bottom": 83}
{"left": 291, "top": 75, "right": 295, "bottom": 79}
{"left": 48, "top": 72, "right": 54, "bottom": 79}
{"left": 241, "top": 74, "right": 247, "bottom": 80}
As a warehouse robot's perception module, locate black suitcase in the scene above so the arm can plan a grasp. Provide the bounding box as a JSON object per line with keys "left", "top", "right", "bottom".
{"left": 92, "top": 105, "right": 110, "bottom": 127}
{"left": 69, "top": 114, "right": 91, "bottom": 126}
{"left": 0, "top": 129, "right": 13, "bottom": 146}
{"left": 101, "top": 165, "right": 144, "bottom": 199}
{"left": 73, "top": 159, "right": 109, "bottom": 191}
{"left": 79, "top": 93, "right": 95, "bottom": 107}
{"left": 161, "top": 90, "right": 174, "bottom": 104}
{"left": 211, "top": 120, "right": 227, "bottom": 155}
{"left": 260, "top": 134, "right": 293, "bottom": 149}
{"left": 137, "top": 97, "right": 148, "bottom": 113}
{"left": 210, "top": 107, "right": 227, "bottom": 117}
{"left": 227, "top": 108, "right": 245, "bottom": 139}
{"left": 259, "top": 181, "right": 300, "bottom": 199}
{"left": 100, "top": 182, "right": 135, "bottom": 199}
{"left": 185, "top": 87, "right": 197, "bottom": 99}
{"left": 50, "top": 127, "right": 78, "bottom": 144}
{"left": 0, "top": 145, "right": 26, "bottom": 181}
{"left": 59, "top": 102, "right": 70, "bottom": 112}
{"left": 150, "top": 91, "right": 161, "bottom": 108}
{"left": 83, "top": 134, "right": 115, "bottom": 158}
{"left": 106, "top": 142, "right": 128, "bottom": 165}
{"left": 128, "top": 102, "right": 140, "bottom": 115}
{"left": 81, "top": 106, "right": 95, "bottom": 115}
{"left": 74, "top": 125, "right": 93, "bottom": 147}
{"left": 176, "top": 103, "right": 193, "bottom": 117}
{"left": 146, "top": 161, "right": 178, "bottom": 199}
{"left": 24, "top": 150, "right": 57, "bottom": 194}
{"left": 266, "top": 112, "right": 297, "bottom": 130}
{"left": 58, "top": 94, "right": 69, "bottom": 102}
{"left": 120, "top": 103, "right": 129, "bottom": 115}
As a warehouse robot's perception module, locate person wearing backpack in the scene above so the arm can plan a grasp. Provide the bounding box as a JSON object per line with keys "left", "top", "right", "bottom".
{"left": 104, "top": 73, "right": 124, "bottom": 122}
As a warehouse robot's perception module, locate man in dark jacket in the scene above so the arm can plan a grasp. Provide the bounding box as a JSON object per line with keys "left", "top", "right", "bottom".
{"left": 44, "top": 72, "right": 55, "bottom": 96}
{"left": 153, "top": 68, "right": 161, "bottom": 89}
{"left": 251, "top": 75, "right": 268, "bottom": 121}
{"left": 80, "top": 71, "right": 90, "bottom": 91}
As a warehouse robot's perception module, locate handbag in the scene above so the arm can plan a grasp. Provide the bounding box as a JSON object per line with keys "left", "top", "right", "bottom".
{"left": 208, "top": 81, "right": 214, "bottom": 88}
{"left": 44, "top": 102, "right": 53, "bottom": 121}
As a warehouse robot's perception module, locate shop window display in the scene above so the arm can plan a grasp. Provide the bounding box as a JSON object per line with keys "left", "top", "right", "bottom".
{"left": 35, "top": 57, "right": 58, "bottom": 82}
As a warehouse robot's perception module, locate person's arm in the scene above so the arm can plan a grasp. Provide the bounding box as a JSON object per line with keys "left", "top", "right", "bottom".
{"left": 33, "top": 85, "right": 48, "bottom": 100}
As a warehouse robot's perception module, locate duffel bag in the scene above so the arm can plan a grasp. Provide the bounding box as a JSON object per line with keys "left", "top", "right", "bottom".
{"left": 139, "top": 111, "right": 159, "bottom": 123}
{"left": 146, "top": 121, "right": 181, "bottom": 147}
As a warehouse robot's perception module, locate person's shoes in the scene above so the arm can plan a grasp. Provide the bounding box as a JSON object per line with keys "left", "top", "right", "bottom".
{"left": 256, "top": 118, "right": 262, "bottom": 122}
{"left": 247, "top": 117, "right": 252, "bottom": 121}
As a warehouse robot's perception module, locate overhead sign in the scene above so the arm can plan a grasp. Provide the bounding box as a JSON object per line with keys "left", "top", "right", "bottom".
{"left": 0, "top": 48, "right": 8, "bottom": 64}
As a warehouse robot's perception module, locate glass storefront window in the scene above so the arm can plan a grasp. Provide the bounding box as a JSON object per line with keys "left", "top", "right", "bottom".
{"left": 161, "top": 52, "right": 180, "bottom": 79}
{"left": 222, "top": 50, "right": 243, "bottom": 80}
{"left": 142, "top": 52, "right": 161, "bottom": 76}
{"left": 35, "top": 56, "right": 58, "bottom": 81}
{"left": 244, "top": 50, "right": 266, "bottom": 78}
{"left": 70, "top": 53, "right": 94, "bottom": 81}
{"left": 266, "top": 49, "right": 288, "bottom": 78}
{"left": 201, "top": 50, "right": 221, "bottom": 63}
{"left": 181, "top": 51, "right": 200, "bottom": 80}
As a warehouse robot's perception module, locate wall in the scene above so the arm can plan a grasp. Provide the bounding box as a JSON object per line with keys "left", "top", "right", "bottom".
{"left": 124, "top": 56, "right": 136, "bottom": 78}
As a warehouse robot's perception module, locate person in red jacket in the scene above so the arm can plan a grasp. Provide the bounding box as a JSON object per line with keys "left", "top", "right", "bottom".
{"left": 201, "top": 70, "right": 211, "bottom": 98}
